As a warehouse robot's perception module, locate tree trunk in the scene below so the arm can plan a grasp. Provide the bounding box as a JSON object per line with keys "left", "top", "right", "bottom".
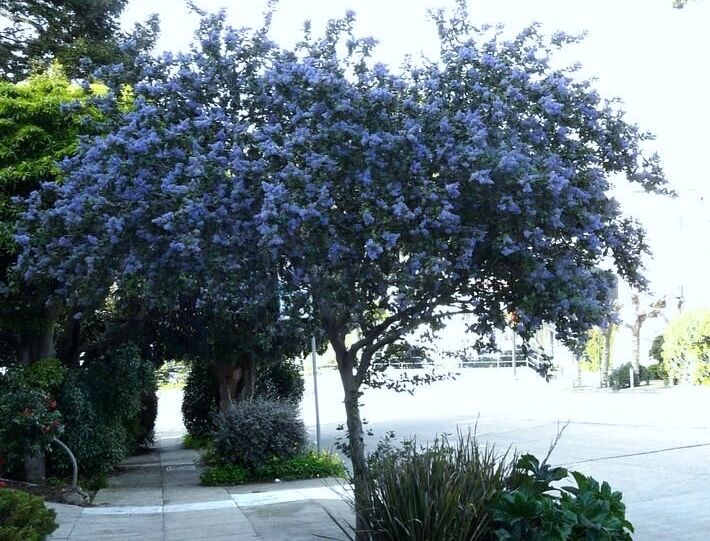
{"left": 235, "top": 354, "right": 256, "bottom": 402}
{"left": 215, "top": 363, "right": 242, "bottom": 412}
{"left": 214, "top": 357, "right": 256, "bottom": 412}
{"left": 336, "top": 353, "right": 369, "bottom": 541}
{"left": 602, "top": 326, "right": 613, "bottom": 386}
{"left": 631, "top": 327, "right": 641, "bottom": 387}
{"left": 19, "top": 302, "right": 60, "bottom": 365}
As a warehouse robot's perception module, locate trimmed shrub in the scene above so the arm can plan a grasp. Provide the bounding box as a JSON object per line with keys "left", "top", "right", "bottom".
{"left": 181, "top": 361, "right": 219, "bottom": 439}
{"left": 48, "top": 343, "right": 157, "bottom": 478}
{"left": 182, "top": 433, "right": 212, "bottom": 450}
{"left": 359, "top": 433, "right": 514, "bottom": 541}
{"left": 213, "top": 398, "right": 307, "bottom": 471}
{"left": 0, "top": 488, "right": 57, "bottom": 541}
{"left": 255, "top": 359, "right": 305, "bottom": 402}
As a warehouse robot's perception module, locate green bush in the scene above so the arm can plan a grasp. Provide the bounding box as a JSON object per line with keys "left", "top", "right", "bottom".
{"left": 0, "top": 362, "right": 64, "bottom": 478}
{"left": 181, "top": 361, "right": 219, "bottom": 439}
{"left": 358, "top": 432, "right": 515, "bottom": 541}
{"left": 48, "top": 370, "right": 127, "bottom": 478}
{"left": 646, "top": 362, "right": 668, "bottom": 381}
{"left": 0, "top": 488, "right": 57, "bottom": 541}
{"left": 608, "top": 363, "right": 650, "bottom": 390}
{"left": 213, "top": 398, "right": 307, "bottom": 471}
{"left": 255, "top": 451, "right": 346, "bottom": 481}
{"left": 491, "top": 454, "right": 633, "bottom": 540}
{"left": 254, "top": 359, "right": 305, "bottom": 402}
{"left": 20, "top": 359, "right": 66, "bottom": 393}
{"left": 200, "top": 464, "right": 249, "bottom": 486}
{"left": 48, "top": 343, "right": 157, "bottom": 478}
{"left": 200, "top": 451, "right": 345, "bottom": 485}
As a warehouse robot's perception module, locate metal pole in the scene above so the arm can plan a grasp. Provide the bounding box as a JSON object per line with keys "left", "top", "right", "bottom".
{"left": 311, "top": 334, "right": 321, "bottom": 453}
{"left": 512, "top": 331, "right": 517, "bottom": 377}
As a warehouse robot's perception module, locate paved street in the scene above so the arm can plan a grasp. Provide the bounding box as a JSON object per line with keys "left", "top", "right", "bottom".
{"left": 301, "top": 368, "right": 710, "bottom": 540}
{"left": 50, "top": 368, "right": 710, "bottom": 540}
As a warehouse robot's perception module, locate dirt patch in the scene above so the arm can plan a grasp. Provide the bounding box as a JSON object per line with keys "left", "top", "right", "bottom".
{"left": 0, "top": 477, "right": 90, "bottom": 506}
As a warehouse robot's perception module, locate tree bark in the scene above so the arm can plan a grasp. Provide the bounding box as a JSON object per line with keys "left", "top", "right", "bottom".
{"left": 236, "top": 354, "right": 256, "bottom": 402}
{"left": 602, "top": 326, "right": 613, "bottom": 386}
{"left": 215, "top": 363, "right": 242, "bottom": 412}
{"left": 336, "top": 352, "right": 369, "bottom": 541}
{"left": 631, "top": 327, "right": 641, "bottom": 387}
{"left": 214, "top": 356, "right": 256, "bottom": 412}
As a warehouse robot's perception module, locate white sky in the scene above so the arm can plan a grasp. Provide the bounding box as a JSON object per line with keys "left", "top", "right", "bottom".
{"left": 123, "top": 0, "right": 710, "bottom": 325}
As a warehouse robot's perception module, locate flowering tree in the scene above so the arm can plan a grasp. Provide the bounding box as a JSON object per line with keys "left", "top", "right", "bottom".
{"left": 17, "top": 5, "right": 668, "bottom": 532}
{"left": 16, "top": 12, "right": 310, "bottom": 409}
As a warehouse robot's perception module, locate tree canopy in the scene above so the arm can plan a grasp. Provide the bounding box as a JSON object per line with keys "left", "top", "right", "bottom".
{"left": 0, "top": 66, "right": 99, "bottom": 364}
{"left": 15, "top": 5, "right": 669, "bottom": 533}
{"left": 0, "top": 0, "right": 159, "bottom": 81}
{"left": 662, "top": 309, "right": 710, "bottom": 384}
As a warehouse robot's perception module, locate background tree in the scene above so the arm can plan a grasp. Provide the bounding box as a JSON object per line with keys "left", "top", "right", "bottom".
{"left": 17, "top": 6, "right": 669, "bottom": 534}
{"left": 0, "top": 66, "right": 100, "bottom": 366}
{"left": 623, "top": 293, "right": 666, "bottom": 385}
{"left": 0, "top": 0, "right": 159, "bottom": 81}
{"left": 662, "top": 309, "right": 710, "bottom": 384}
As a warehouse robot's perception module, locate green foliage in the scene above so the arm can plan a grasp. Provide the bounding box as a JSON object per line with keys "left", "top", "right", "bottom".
{"left": 200, "top": 451, "right": 345, "bottom": 486}
{"left": 649, "top": 335, "right": 664, "bottom": 364}
{"left": 0, "top": 363, "right": 63, "bottom": 477}
{"left": 212, "top": 398, "right": 307, "bottom": 471}
{"left": 20, "top": 359, "right": 66, "bottom": 392}
{"left": 492, "top": 454, "right": 633, "bottom": 541}
{"left": 0, "top": 0, "right": 159, "bottom": 81}
{"left": 49, "top": 343, "right": 157, "bottom": 477}
{"left": 182, "top": 359, "right": 306, "bottom": 439}
{"left": 646, "top": 363, "right": 668, "bottom": 381}
{"left": 579, "top": 327, "right": 615, "bottom": 373}
{"left": 182, "top": 433, "right": 212, "bottom": 450}
{"left": 181, "top": 361, "right": 218, "bottom": 439}
{"left": 254, "top": 359, "right": 305, "bottom": 402}
{"left": 358, "top": 433, "right": 515, "bottom": 541}
{"left": 607, "top": 363, "right": 650, "bottom": 390}
{"left": 200, "top": 464, "right": 249, "bottom": 486}
{"left": 0, "top": 67, "right": 97, "bottom": 366}
{"left": 0, "top": 68, "right": 92, "bottom": 254}
{"left": 0, "top": 488, "right": 57, "bottom": 541}
{"left": 255, "top": 451, "right": 346, "bottom": 481}
{"left": 662, "top": 309, "right": 710, "bottom": 384}
{"left": 156, "top": 360, "right": 188, "bottom": 390}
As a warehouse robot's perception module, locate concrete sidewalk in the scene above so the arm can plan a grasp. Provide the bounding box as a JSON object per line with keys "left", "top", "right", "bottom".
{"left": 48, "top": 436, "right": 352, "bottom": 541}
